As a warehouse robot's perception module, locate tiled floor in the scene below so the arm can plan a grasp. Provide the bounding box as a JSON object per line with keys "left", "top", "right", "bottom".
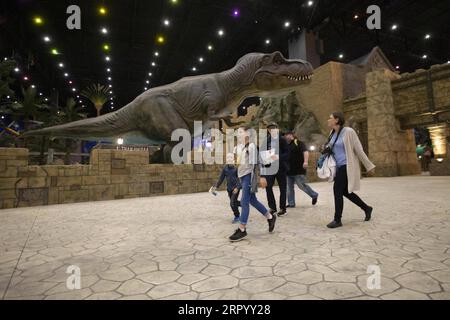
{"left": 1, "top": 176, "right": 449, "bottom": 300}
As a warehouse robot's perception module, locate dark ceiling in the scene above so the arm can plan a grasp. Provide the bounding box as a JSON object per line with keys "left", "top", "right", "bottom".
{"left": 1, "top": 0, "right": 449, "bottom": 116}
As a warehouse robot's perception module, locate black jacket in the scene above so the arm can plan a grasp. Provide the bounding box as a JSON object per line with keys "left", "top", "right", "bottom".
{"left": 262, "top": 133, "right": 290, "bottom": 175}
{"left": 287, "top": 139, "right": 308, "bottom": 176}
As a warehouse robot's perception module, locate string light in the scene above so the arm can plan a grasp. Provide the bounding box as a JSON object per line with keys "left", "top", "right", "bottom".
{"left": 43, "top": 36, "right": 51, "bottom": 42}
{"left": 64, "top": 73, "right": 69, "bottom": 77}
{"left": 14, "top": 67, "right": 19, "bottom": 72}
{"left": 154, "top": 51, "right": 159, "bottom": 57}
{"left": 58, "top": 63, "right": 64, "bottom": 68}
{"left": 422, "top": 54, "right": 428, "bottom": 59}
{"left": 51, "top": 48, "right": 59, "bottom": 55}
{"left": 103, "top": 44, "right": 110, "bottom": 51}
{"left": 284, "top": 21, "right": 291, "bottom": 28}
{"left": 265, "top": 39, "right": 271, "bottom": 45}
{"left": 307, "top": 1, "right": 314, "bottom": 6}
{"left": 34, "top": 16, "right": 43, "bottom": 25}
{"left": 157, "top": 35, "right": 165, "bottom": 44}
{"left": 339, "top": 53, "right": 344, "bottom": 59}
{"left": 99, "top": 7, "right": 107, "bottom": 15}
{"left": 207, "top": 44, "right": 213, "bottom": 51}
{"left": 101, "top": 27, "right": 108, "bottom": 34}
{"left": 217, "top": 29, "right": 225, "bottom": 37}
{"left": 198, "top": 57, "right": 204, "bottom": 63}
{"left": 425, "top": 34, "right": 431, "bottom": 39}
{"left": 391, "top": 24, "right": 398, "bottom": 30}
{"left": 163, "top": 19, "right": 170, "bottom": 26}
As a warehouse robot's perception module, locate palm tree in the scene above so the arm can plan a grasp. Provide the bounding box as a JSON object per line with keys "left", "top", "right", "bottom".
{"left": 80, "top": 83, "right": 111, "bottom": 117}
{"left": 0, "top": 59, "right": 16, "bottom": 100}
{"left": 50, "top": 98, "right": 87, "bottom": 164}
{"left": 11, "top": 86, "right": 49, "bottom": 129}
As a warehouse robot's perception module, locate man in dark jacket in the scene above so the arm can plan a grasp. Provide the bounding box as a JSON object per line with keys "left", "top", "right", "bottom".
{"left": 261, "top": 122, "right": 290, "bottom": 216}
{"left": 212, "top": 153, "right": 242, "bottom": 223}
{"left": 284, "top": 131, "right": 318, "bottom": 207}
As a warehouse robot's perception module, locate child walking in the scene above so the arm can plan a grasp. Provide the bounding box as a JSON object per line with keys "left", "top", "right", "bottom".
{"left": 211, "top": 153, "right": 242, "bottom": 223}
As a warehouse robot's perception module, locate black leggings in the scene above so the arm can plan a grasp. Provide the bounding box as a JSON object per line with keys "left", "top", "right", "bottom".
{"left": 333, "top": 165, "right": 369, "bottom": 222}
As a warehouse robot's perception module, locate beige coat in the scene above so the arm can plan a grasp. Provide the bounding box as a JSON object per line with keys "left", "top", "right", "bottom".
{"left": 341, "top": 127, "right": 376, "bottom": 193}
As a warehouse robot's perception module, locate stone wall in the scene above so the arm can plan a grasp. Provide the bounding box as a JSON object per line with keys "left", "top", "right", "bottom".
{"left": 0, "top": 148, "right": 223, "bottom": 209}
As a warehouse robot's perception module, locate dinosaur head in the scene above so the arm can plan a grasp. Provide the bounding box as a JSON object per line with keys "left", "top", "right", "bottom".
{"left": 241, "top": 51, "right": 313, "bottom": 93}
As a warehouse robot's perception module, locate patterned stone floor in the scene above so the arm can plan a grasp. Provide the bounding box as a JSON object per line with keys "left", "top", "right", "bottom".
{"left": 0, "top": 176, "right": 449, "bottom": 300}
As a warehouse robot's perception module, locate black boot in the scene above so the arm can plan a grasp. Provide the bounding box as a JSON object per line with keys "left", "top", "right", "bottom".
{"left": 364, "top": 206, "right": 373, "bottom": 221}
{"left": 327, "top": 220, "right": 343, "bottom": 228}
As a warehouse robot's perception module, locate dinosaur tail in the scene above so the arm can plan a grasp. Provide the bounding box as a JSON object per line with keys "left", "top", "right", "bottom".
{"left": 22, "top": 101, "right": 138, "bottom": 140}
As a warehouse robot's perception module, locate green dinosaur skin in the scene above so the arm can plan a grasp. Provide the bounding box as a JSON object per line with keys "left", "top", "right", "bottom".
{"left": 24, "top": 52, "right": 313, "bottom": 145}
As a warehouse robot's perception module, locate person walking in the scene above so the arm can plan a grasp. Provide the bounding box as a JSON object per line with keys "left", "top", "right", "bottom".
{"left": 284, "top": 131, "right": 319, "bottom": 208}
{"left": 261, "top": 122, "right": 290, "bottom": 217}
{"left": 229, "top": 125, "right": 277, "bottom": 242}
{"left": 325, "top": 112, "right": 376, "bottom": 229}
{"left": 211, "top": 153, "right": 242, "bottom": 223}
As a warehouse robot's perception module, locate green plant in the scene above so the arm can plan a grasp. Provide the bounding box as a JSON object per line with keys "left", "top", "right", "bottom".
{"left": 80, "top": 83, "right": 111, "bottom": 117}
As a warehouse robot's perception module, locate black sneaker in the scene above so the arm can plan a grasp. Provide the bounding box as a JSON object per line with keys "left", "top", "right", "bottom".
{"left": 327, "top": 220, "right": 343, "bottom": 229}
{"left": 229, "top": 228, "right": 247, "bottom": 242}
{"left": 312, "top": 197, "right": 318, "bottom": 205}
{"left": 277, "top": 209, "right": 287, "bottom": 217}
{"left": 286, "top": 204, "right": 295, "bottom": 208}
{"left": 364, "top": 206, "right": 373, "bottom": 221}
{"left": 268, "top": 213, "right": 277, "bottom": 233}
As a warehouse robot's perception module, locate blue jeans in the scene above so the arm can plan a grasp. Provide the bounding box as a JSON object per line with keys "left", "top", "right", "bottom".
{"left": 239, "top": 174, "right": 268, "bottom": 225}
{"left": 287, "top": 175, "right": 319, "bottom": 207}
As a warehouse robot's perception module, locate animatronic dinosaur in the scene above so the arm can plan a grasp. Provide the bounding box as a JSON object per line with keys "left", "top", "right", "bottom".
{"left": 24, "top": 51, "right": 313, "bottom": 145}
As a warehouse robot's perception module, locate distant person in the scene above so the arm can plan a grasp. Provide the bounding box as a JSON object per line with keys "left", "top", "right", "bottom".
{"left": 324, "top": 112, "right": 376, "bottom": 229}
{"left": 229, "top": 125, "right": 277, "bottom": 242}
{"left": 261, "top": 122, "right": 290, "bottom": 217}
{"left": 211, "top": 153, "right": 242, "bottom": 224}
{"left": 284, "top": 131, "right": 319, "bottom": 208}
{"left": 421, "top": 144, "right": 433, "bottom": 172}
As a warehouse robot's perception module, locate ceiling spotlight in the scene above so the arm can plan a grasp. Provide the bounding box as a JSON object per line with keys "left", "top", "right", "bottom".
{"left": 395, "top": 65, "right": 400, "bottom": 70}
{"left": 163, "top": 19, "right": 170, "bottom": 26}
{"left": 99, "top": 7, "right": 107, "bottom": 15}
{"left": 232, "top": 9, "right": 240, "bottom": 17}
{"left": 64, "top": 73, "right": 69, "bottom": 77}
{"left": 148, "top": 72, "right": 153, "bottom": 76}
{"left": 44, "top": 98, "right": 49, "bottom": 101}
{"left": 76, "top": 95, "right": 80, "bottom": 98}
{"left": 31, "top": 85, "right": 36, "bottom": 88}
{"left": 151, "top": 62, "right": 156, "bottom": 67}
{"left": 101, "top": 27, "right": 108, "bottom": 34}
{"left": 108, "top": 77, "right": 112, "bottom": 81}
{"left": 391, "top": 24, "right": 398, "bottom": 30}
{"left": 43, "top": 36, "right": 51, "bottom": 42}
{"left": 447, "top": 61, "right": 450, "bottom": 64}
{"left": 51, "top": 48, "right": 59, "bottom": 55}
{"left": 207, "top": 44, "right": 213, "bottom": 51}
{"left": 23, "top": 76, "right": 29, "bottom": 81}
{"left": 144, "top": 87, "right": 148, "bottom": 91}
{"left": 109, "top": 91, "right": 113, "bottom": 94}
{"left": 425, "top": 34, "right": 431, "bottom": 39}
{"left": 284, "top": 21, "right": 291, "bottom": 28}
{"left": 218, "top": 29, "right": 225, "bottom": 37}
{"left": 192, "top": 67, "right": 197, "bottom": 71}
{"left": 307, "top": 1, "right": 314, "bottom": 6}
{"left": 146, "top": 80, "right": 150, "bottom": 84}
{"left": 79, "top": 100, "right": 82, "bottom": 103}
{"left": 58, "top": 63, "right": 64, "bottom": 68}
{"left": 14, "top": 67, "right": 19, "bottom": 72}
{"left": 6, "top": 96, "right": 10, "bottom": 99}
{"left": 353, "top": 14, "right": 359, "bottom": 20}
{"left": 422, "top": 54, "right": 428, "bottom": 59}
{"left": 265, "top": 39, "right": 271, "bottom": 45}
{"left": 103, "top": 44, "right": 110, "bottom": 51}
{"left": 199, "top": 57, "right": 204, "bottom": 63}
{"left": 105, "top": 56, "right": 111, "bottom": 61}
{"left": 72, "top": 88, "right": 76, "bottom": 92}
{"left": 69, "top": 80, "right": 73, "bottom": 84}
{"left": 107, "top": 68, "right": 111, "bottom": 72}
{"left": 39, "top": 92, "right": 43, "bottom": 96}
{"left": 170, "top": 0, "right": 178, "bottom": 4}
{"left": 154, "top": 51, "right": 159, "bottom": 57}
{"left": 339, "top": 54, "right": 344, "bottom": 59}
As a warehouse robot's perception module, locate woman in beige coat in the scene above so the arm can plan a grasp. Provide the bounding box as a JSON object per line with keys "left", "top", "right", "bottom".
{"left": 325, "top": 112, "right": 376, "bottom": 228}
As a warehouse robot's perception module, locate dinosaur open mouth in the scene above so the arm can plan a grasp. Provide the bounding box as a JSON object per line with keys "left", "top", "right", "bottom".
{"left": 285, "top": 74, "right": 313, "bottom": 82}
